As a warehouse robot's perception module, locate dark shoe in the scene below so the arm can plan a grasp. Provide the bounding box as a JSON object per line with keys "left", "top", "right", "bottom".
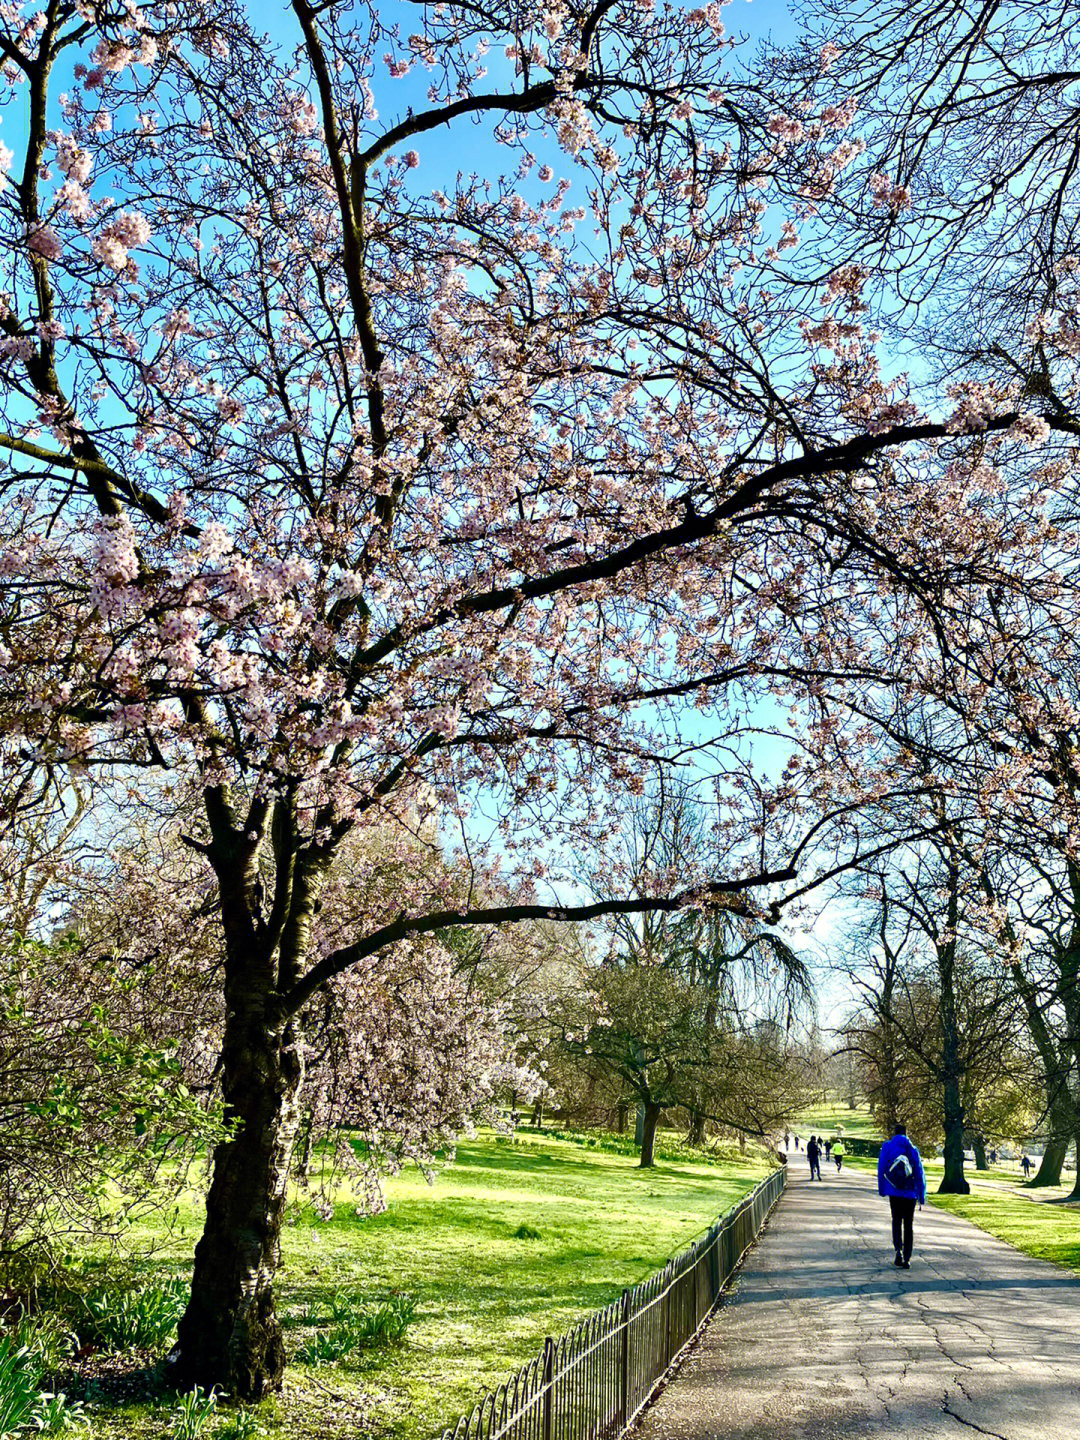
{"left": 894, "top": 1251, "right": 904, "bottom": 1267}
{"left": 902, "top": 1260, "right": 911, "bottom": 1269}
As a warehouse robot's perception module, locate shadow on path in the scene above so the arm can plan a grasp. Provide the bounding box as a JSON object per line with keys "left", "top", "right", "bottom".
{"left": 631, "top": 1167, "right": 1080, "bottom": 1440}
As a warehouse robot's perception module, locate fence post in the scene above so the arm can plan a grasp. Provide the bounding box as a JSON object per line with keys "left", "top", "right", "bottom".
{"left": 619, "top": 1289, "right": 630, "bottom": 1425}
{"left": 665, "top": 1261, "right": 673, "bottom": 1366}
{"left": 541, "top": 1336, "right": 554, "bottom": 1440}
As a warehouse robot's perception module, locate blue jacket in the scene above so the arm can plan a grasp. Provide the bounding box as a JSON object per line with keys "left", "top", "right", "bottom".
{"left": 877, "top": 1134, "right": 926, "bottom": 1203}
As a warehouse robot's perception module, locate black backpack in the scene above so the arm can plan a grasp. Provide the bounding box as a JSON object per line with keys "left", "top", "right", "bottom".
{"left": 886, "top": 1151, "right": 913, "bottom": 1187}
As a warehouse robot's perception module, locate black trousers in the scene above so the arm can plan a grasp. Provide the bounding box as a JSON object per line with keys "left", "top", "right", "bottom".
{"left": 809, "top": 1157, "right": 821, "bottom": 1179}
{"left": 890, "top": 1195, "right": 916, "bottom": 1260}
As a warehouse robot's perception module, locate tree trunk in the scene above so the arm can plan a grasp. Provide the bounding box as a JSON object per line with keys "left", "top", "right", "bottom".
{"left": 687, "top": 1110, "right": 705, "bottom": 1147}
{"left": 937, "top": 854, "right": 970, "bottom": 1196}
{"left": 971, "top": 1133, "right": 988, "bottom": 1171}
{"left": 615, "top": 1101, "right": 627, "bottom": 1134}
{"left": 1069, "top": 1138, "right": 1080, "bottom": 1203}
{"left": 1008, "top": 956, "right": 1075, "bottom": 1187}
{"left": 939, "top": 1070, "right": 969, "bottom": 1193}
{"left": 171, "top": 989, "right": 304, "bottom": 1397}
{"left": 639, "top": 1101, "right": 661, "bottom": 1167}
{"left": 1030, "top": 1136, "right": 1068, "bottom": 1187}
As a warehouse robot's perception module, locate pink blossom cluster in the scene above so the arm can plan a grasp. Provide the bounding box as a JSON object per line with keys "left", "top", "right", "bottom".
{"left": 284, "top": 90, "right": 319, "bottom": 137}
{"left": 25, "top": 223, "right": 63, "bottom": 260}
{"left": 90, "top": 209, "right": 151, "bottom": 271}
{"left": 869, "top": 171, "right": 912, "bottom": 213}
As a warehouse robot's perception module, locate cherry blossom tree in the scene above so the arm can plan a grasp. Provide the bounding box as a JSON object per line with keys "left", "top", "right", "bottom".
{"left": 0, "top": 0, "right": 1072, "bottom": 1397}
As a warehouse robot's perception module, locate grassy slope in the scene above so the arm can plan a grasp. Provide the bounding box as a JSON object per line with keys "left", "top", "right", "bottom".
{"left": 792, "top": 1102, "right": 883, "bottom": 1142}
{"left": 94, "top": 1130, "right": 771, "bottom": 1440}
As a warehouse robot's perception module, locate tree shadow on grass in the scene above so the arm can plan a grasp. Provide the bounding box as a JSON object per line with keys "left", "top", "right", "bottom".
{"left": 444, "top": 1140, "right": 749, "bottom": 1192}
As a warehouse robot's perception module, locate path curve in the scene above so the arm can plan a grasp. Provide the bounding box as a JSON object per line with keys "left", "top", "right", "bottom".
{"left": 631, "top": 1164, "right": 1080, "bottom": 1439}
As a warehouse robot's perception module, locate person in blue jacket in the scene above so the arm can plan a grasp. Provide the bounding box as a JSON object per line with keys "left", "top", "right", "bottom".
{"left": 877, "top": 1123, "right": 926, "bottom": 1268}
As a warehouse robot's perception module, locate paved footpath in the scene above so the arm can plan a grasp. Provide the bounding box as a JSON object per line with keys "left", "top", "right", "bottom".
{"left": 632, "top": 1165, "right": 1080, "bottom": 1440}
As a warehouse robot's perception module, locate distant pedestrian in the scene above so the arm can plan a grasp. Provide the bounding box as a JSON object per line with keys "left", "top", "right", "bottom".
{"left": 989, "top": 1148, "right": 997, "bottom": 1165}
{"left": 807, "top": 1134, "right": 822, "bottom": 1180}
{"left": 794, "top": 1135, "right": 800, "bottom": 1151}
{"left": 1021, "top": 1154, "right": 1032, "bottom": 1178}
{"left": 834, "top": 1143, "right": 844, "bottom": 1172}
{"left": 824, "top": 1139, "right": 833, "bottom": 1162}
{"left": 878, "top": 1122, "right": 926, "bottom": 1269}
{"left": 784, "top": 1130, "right": 791, "bottom": 1149}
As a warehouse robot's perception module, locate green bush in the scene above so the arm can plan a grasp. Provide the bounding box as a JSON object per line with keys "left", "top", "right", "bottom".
{"left": 12, "top": 1314, "right": 77, "bottom": 1377}
{"left": 295, "top": 1328, "right": 353, "bottom": 1365}
{"left": 0, "top": 1336, "right": 44, "bottom": 1436}
{"left": 33, "top": 1391, "right": 88, "bottom": 1435}
{"left": 171, "top": 1388, "right": 218, "bottom": 1440}
{"left": 351, "top": 1297, "right": 417, "bottom": 1348}
{"left": 78, "top": 1278, "right": 187, "bottom": 1352}
{"left": 216, "top": 1406, "right": 261, "bottom": 1440}
{"left": 513, "top": 1224, "right": 542, "bottom": 1240}
{"left": 295, "top": 1293, "right": 418, "bottom": 1364}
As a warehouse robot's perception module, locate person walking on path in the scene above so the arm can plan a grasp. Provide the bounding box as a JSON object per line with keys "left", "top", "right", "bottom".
{"left": 824, "top": 1138, "right": 832, "bottom": 1162}
{"left": 878, "top": 1122, "right": 926, "bottom": 1268}
{"left": 834, "top": 1142, "right": 844, "bottom": 1172}
{"left": 1021, "top": 1153, "right": 1032, "bottom": 1178}
{"left": 807, "top": 1134, "right": 822, "bottom": 1180}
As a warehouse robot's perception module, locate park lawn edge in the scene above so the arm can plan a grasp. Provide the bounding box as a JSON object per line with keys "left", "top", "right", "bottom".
{"left": 795, "top": 1153, "right": 1080, "bottom": 1278}
{"left": 929, "top": 1188, "right": 1080, "bottom": 1277}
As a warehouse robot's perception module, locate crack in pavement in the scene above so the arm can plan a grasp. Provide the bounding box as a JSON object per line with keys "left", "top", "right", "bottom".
{"left": 942, "top": 1391, "right": 1013, "bottom": 1440}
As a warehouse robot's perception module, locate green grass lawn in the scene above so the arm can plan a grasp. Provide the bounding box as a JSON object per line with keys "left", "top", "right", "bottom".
{"left": 931, "top": 1189, "right": 1080, "bottom": 1275}
{"left": 73, "top": 1130, "right": 772, "bottom": 1440}
{"left": 792, "top": 1101, "right": 882, "bottom": 1143}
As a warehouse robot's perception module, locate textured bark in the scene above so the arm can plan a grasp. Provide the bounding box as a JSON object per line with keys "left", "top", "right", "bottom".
{"left": 971, "top": 1133, "right": 988, "bottom": 1171}
{"left": 937, "top": 847, "right": 969, "bottom": 1196}
{"left": 1069, "top": 1138, "right": 1080, "bottom": 1203}
{"left": 295, "top": 1111, "right": 314, "bottom": 1180}
{"left": 1030, "top": 1136, "right": 1068, "bottom": 1187}
{"left": 171, "top": 994, "right": 304, "bottom": 1397}
{"left": 687, "top": 1110, "right": 706, "bottom": 1147}
{"left": 170, "top": 792, "right": 317, "bottom": 1398}
{"left": 939, "top": 1078, "right": 970, "bottom": 1193}
{"left": 639, "top": 1100, "right": 661, "bottom": 1167}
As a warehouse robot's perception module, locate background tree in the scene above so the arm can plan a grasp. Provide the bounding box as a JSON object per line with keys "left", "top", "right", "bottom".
{"left": 841, "top": 844, "right": 1027, "bottom": 1190}
{"left": 553, "top": 782, "right": 810, "bottom": 1165}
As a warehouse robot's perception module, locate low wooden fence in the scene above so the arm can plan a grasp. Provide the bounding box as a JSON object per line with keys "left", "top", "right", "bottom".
{"left": 437, "top": 1165, "right": 786, "bottom": 1440}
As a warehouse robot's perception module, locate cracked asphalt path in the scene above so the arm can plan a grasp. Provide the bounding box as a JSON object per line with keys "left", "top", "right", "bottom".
{"left": 631, "top": 1165, "right": 1080, "bottom": 1440}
